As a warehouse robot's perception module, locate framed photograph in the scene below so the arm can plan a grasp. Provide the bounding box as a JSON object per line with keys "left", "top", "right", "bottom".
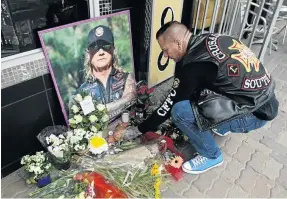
{"left": 39, "top": 10, "right": 136, "bottom": 125}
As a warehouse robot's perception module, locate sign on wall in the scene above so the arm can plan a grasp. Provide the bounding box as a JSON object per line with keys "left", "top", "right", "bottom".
{"left": 148, "top": 0, "right": 184, "bottom": 88}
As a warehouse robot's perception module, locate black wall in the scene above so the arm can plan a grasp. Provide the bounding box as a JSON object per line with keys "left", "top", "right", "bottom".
{"left": 1, "top": 74, "right": 66, "bottom": 177}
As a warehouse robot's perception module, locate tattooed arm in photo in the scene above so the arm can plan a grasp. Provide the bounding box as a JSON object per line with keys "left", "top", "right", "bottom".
{"left": 106, "top": 73, "right": 136, "bottom": 114}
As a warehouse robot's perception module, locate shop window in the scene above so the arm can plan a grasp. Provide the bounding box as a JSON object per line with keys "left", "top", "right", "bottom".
{"left": 1, "top": 0, "right": 89, "bottom": 58}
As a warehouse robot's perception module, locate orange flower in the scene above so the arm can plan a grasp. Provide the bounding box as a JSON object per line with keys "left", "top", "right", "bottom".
{"left": 169, "top": 156, "right": 183, "bottom": 168}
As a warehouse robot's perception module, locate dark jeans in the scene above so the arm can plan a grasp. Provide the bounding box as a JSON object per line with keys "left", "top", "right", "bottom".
{"left": 171, "top": 100, "right": 267, "bottom": 159}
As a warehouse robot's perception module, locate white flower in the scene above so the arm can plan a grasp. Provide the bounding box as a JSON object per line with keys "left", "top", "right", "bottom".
{"left": 45, "top": 163, "right": 51, "bottom": 170}
{"left": 46, "top": 137, "right": 50, "bottom": 145}
{"left": 75, "top": 129, "right": 86, "bottom": 138}
{"left": 70, "top": 135, "right": 80, "bottom": 144}
{"left": 69, "top": 118, "right": 77, "bottom": 124}
{"left": 85, "top": 132, "right": 94, "bottom": 139}
{"left": 74, "top": 144, "right": 80, "bottom": 151}
{"left": 47, "top": 146, "right": 53, "bottom": 153}
{"left": 96, "top": 104, "right": 106, "bottom": 111}
{"left": 171, "top": 133, "right": 179, "bottom": 139}
{"left": 21, "top": 155, "right": 31, "bottom": 165}
{"left": 74, "top": 115, "right": 83, "bottom": 123}
{"left": 90, "top": 126, "right": 98, "bottom": 133}
{"left": 183, "top": 135, "right": 189, "bottom": 141}
{"left": 67, "top": 131, "right": 73, "bottom": 138}
{"left": 101, "top": 114, "right": 109, "bottom": 122}
{"left": 89, "top": 115, "right": 98, "bottom": 123}
{"left": 71, "top": 105, "right": 80, "bottom": 113}
{"left": 80, "top": 145, "right": 86, "bottom": 150}
{"left": 84, "top": 95, "right": 93, "bottom": 101}
{"left": 47, "top": 134, "right": 58, "bottom": 144}
{"left": 75, "top": 94, "right": 83, "bottom": 102}
{"left": 51, "top": 137, "right": 61, "bottom": 147}
{"left": 59, "top": 134, "right": 65, "bottom": 139}
{"left": 59, "top": 144, "right": 67, "bottom": 151}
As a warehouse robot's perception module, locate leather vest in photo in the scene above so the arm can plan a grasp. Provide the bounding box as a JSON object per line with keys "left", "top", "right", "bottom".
{"left": 78, "top": 67, "right": 129, "bottom": 104}
{"left": 182, "top": 33, "right": 275, "bottom": 131}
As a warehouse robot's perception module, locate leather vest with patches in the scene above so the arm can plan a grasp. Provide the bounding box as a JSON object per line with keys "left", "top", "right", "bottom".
{"left": 78, "top": 67, "right": 129, "bottom": 104}
{"left": 183, "top": 33, "right": 275, "bottom": 131}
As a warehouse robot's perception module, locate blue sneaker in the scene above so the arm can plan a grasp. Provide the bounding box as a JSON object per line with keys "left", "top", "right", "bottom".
{"left": 212, "top": 129, "right": 231, "bottom": 137}
{"left": 182, "top": 154, "right": 223, "bottom": 174}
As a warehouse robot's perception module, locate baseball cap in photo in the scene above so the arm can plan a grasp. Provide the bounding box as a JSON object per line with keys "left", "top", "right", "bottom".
{"left": 87, "top": 25, "right": 114, "bottom": 47}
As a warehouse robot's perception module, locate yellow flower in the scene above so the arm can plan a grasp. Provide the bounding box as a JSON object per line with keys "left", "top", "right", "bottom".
{"left": 151, "top": 163, "right": 159, "bottom": 176}
{"left": 89, "top": 136, "right": 108, "bottom": 155}
{"left": 154, "top": 178, "right": 161, "bottom": 189}
{"left": 155, "top": 191, "right": 161, "bottom": 199}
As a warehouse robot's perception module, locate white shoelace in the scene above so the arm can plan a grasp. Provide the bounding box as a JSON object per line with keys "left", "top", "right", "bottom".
{"left": 192, "top": 155, "right": 208, "bottom": 167}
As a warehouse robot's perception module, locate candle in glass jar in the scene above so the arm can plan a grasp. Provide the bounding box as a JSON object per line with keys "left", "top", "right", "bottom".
{"left": 121, "top": 111, "right": 130, "bottom": 123}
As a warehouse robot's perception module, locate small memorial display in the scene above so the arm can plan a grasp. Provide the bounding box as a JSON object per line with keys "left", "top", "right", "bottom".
{"left": 38, "top": 11, "right": 137, "bottom": 125}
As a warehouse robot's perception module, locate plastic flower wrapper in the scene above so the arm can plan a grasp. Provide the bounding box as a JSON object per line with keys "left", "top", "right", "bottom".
{"left": 74, "top": 140, "right": 170, "bottom": 198}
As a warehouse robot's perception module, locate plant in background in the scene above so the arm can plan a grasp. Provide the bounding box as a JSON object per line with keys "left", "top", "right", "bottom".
{"left": 21, "top": 151, "right": 52, "bottom": 184}
{"left": 68, "top": 91, "right": 109, "bottom": 135}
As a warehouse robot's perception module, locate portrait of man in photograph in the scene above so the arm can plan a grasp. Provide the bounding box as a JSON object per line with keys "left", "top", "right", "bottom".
{"left": 74, "top": 25, "right": 136, "bottom": 113}
{"left": 39, "top": 11, "right": 136, "bottom": 123}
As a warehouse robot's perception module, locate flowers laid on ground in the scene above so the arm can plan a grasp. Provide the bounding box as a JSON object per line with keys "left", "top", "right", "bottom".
{"left": 28, "top": 139, "right": 175, "bottom": 199}
{"left": 150, "top": 162, "right": 165, "bottom": 198}
{"left": 21, "top": 151, "right": 51, "bottom": 184}
{"left": 68, "top": 92, "right": 109, "bottom": 134}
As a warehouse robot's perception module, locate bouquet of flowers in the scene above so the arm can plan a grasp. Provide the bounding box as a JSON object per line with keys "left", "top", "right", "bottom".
{"left": 21, "top": 151, "right": 52, "bottom": 184}
{"left": 46, "top": 133, "right": 71, "bottom": 169}
{"left": 136, "top": 81, "right": 155, "bottom": 105}
{"left": 68, "top": 91, "right": 109, "bottom": 134}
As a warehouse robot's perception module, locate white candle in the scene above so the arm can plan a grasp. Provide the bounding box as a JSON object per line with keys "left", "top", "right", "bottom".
{"left": 122, "top": 111, "right": 130, "bottom": 123}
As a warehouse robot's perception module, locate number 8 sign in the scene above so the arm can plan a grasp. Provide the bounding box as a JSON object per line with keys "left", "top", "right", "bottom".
{"left": 148, "top": 0, "right": 184, "bottom": 88}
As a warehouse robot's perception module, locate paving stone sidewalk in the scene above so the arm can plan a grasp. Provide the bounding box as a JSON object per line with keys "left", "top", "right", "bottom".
{"left": 2, "top": 23, "right": 287, "bottom": 198}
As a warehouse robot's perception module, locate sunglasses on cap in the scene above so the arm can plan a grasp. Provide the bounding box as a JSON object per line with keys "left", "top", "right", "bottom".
{"left": 88, "top": 43, "right": 113, "bottom": 54}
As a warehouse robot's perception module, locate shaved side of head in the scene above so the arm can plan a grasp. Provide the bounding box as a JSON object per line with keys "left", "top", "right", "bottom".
{"left": 156, "top": 21, "right": 192, "bottom": 61}
{"left": 156, "top": 21, "right": 189, "bottom": 41}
